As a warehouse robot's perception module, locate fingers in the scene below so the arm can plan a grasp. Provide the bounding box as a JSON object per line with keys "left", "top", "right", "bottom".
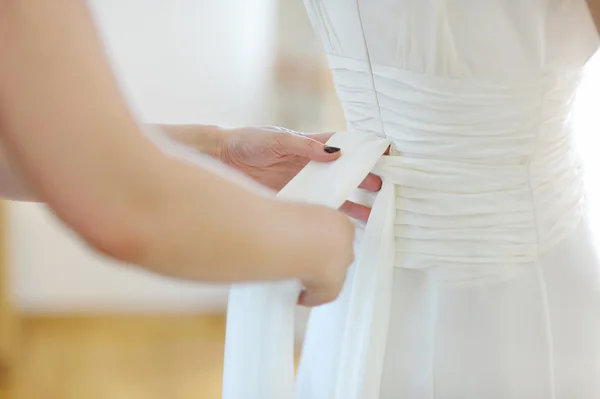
{"left": 277, "top": 132, "right": 390, "bottom": 162}
{"left": 275, "top": 131, "right": 386, "bottom": 189}
{"left": 307, "top": 135, "right": 387, "bottom": 189}
{"left": 305, "top": 132, "right": 334, "bottom": 144}
{"left": 297, "top": 208, "right": 355, "bottom": 308}
{"left": 298, "top": 288, "right": 339, "bottom": 307}
{"left": 298, "top": 273, "right": 347, "bottom": 307}
{"left": 277, "top": 132, "right": 341, "bottom": 162}
{"left": 359, "top": 173, "right": 383, "bottom": 192}
{"left": 339, "top": 200, "right": 371, "bottom": 222}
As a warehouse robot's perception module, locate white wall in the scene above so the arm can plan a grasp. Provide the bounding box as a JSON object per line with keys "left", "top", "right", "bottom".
{"left": 10, "top": 0, "right": 278, "bottom": 313}
{"left": 92, "top": 0, "right": 278, "bottom": 125}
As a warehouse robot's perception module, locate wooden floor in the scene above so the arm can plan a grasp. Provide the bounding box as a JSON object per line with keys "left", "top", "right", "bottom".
{"left": 0, "top": 314, "right": 231, "bottom": 399}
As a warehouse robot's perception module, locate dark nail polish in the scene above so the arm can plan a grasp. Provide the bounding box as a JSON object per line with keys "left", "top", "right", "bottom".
{"left": 324, "top": 146, "right": 341, "bottom": 153}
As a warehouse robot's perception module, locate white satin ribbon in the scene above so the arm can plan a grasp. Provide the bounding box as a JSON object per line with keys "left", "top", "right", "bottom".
{"left": 223, "top": 131, "right": 394, "bottom": 399}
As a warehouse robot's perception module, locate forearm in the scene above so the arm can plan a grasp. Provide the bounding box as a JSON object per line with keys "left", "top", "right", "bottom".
{"left": 133, "top": 150, "right": 326, "bottom": 283}
{"left": 588, "top": 0, "right": 600, "bottom": 33}
{"left": 0, "top": 143, "right": 36, "bottom": 202}
{"left": 159, "top": 124, "right": 224, "bottom": 159}
{"left": 0, "top": 124, "right": 224, "bottom": 203}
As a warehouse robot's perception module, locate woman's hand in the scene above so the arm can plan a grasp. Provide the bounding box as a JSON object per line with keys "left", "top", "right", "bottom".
{"left": 278, "top": 201, "right": 356, "bottom": 307}
{"left": 165, "top": 125, "right": 383, "bottom": 222}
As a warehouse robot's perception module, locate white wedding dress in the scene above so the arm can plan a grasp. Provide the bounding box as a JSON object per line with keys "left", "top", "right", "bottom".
{"left": 223, "top": 1, "right": 600, "bottom": 398}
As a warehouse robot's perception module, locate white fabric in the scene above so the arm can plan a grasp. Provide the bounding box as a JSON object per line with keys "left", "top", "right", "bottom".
{"left": 223, "top": 1, "right": 600, "bottom": 398}
{"left": 223, "top": 131, "right": 391, "bottom": 399}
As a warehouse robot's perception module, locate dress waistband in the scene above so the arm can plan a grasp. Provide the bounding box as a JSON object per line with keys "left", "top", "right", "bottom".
{"left": 373, "top": 154, "right": 539, "bottom": 267}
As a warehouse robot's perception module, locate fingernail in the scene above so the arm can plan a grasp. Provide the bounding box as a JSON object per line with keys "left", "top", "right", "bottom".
{"left": 324, "top": 146, "right": 341, "bottom": 153}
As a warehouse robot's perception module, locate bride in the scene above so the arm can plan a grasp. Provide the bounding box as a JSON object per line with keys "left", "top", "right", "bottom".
{"left": 224, "top": 1, "right": 600, "bottom": 398}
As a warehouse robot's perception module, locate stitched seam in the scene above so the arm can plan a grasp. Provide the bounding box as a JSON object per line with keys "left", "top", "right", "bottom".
{"left": 526, "top": 82, "right": 557, "bottom": 399}
{"left": 352, "top": 3, "right": 391, "bottom": 398}
{"left": 536, "top": 258, "right": 557, "bottom": 399}
{"left": 356, "top": 1, "right": 385, "bottom": 138}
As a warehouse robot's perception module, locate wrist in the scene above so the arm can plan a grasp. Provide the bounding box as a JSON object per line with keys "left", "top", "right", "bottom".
{"left": 159, "top": 124, "right": 226, "bottom": 159}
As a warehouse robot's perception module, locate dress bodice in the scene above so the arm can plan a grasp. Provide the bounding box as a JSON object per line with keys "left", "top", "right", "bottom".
{"left": 303, "top": 0, "right": 600, "bottom": 272}
{"left": 304, "top": 1, "right": 598, "bottom": 80}
{"left": 303, "top": 0, "right": 598, "bottom": 147}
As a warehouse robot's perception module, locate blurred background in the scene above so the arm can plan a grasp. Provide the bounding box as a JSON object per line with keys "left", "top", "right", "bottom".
{"left": 1, "top": 1, "right": 600, "bottom": 398}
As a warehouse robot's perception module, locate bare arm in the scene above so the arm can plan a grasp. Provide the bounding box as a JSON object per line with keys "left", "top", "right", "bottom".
{"left": 588, "top": 0, "right": 600, "bottom": 33}
{"left": 0, "top": 0, "right": 353, "bottom": 289}
{"left": 0, "top": 124, "right": 222, "bottom": 202}
{"left": 0, "top": 140, "right": 35, "bottom": 202}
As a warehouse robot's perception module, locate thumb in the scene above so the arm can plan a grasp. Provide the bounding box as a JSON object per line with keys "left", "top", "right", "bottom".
{"left": 280, "top": 133, "right": 341, "bottom": 162}
{"left": 298, "top": 286, "right": 339, "bottom": 307}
